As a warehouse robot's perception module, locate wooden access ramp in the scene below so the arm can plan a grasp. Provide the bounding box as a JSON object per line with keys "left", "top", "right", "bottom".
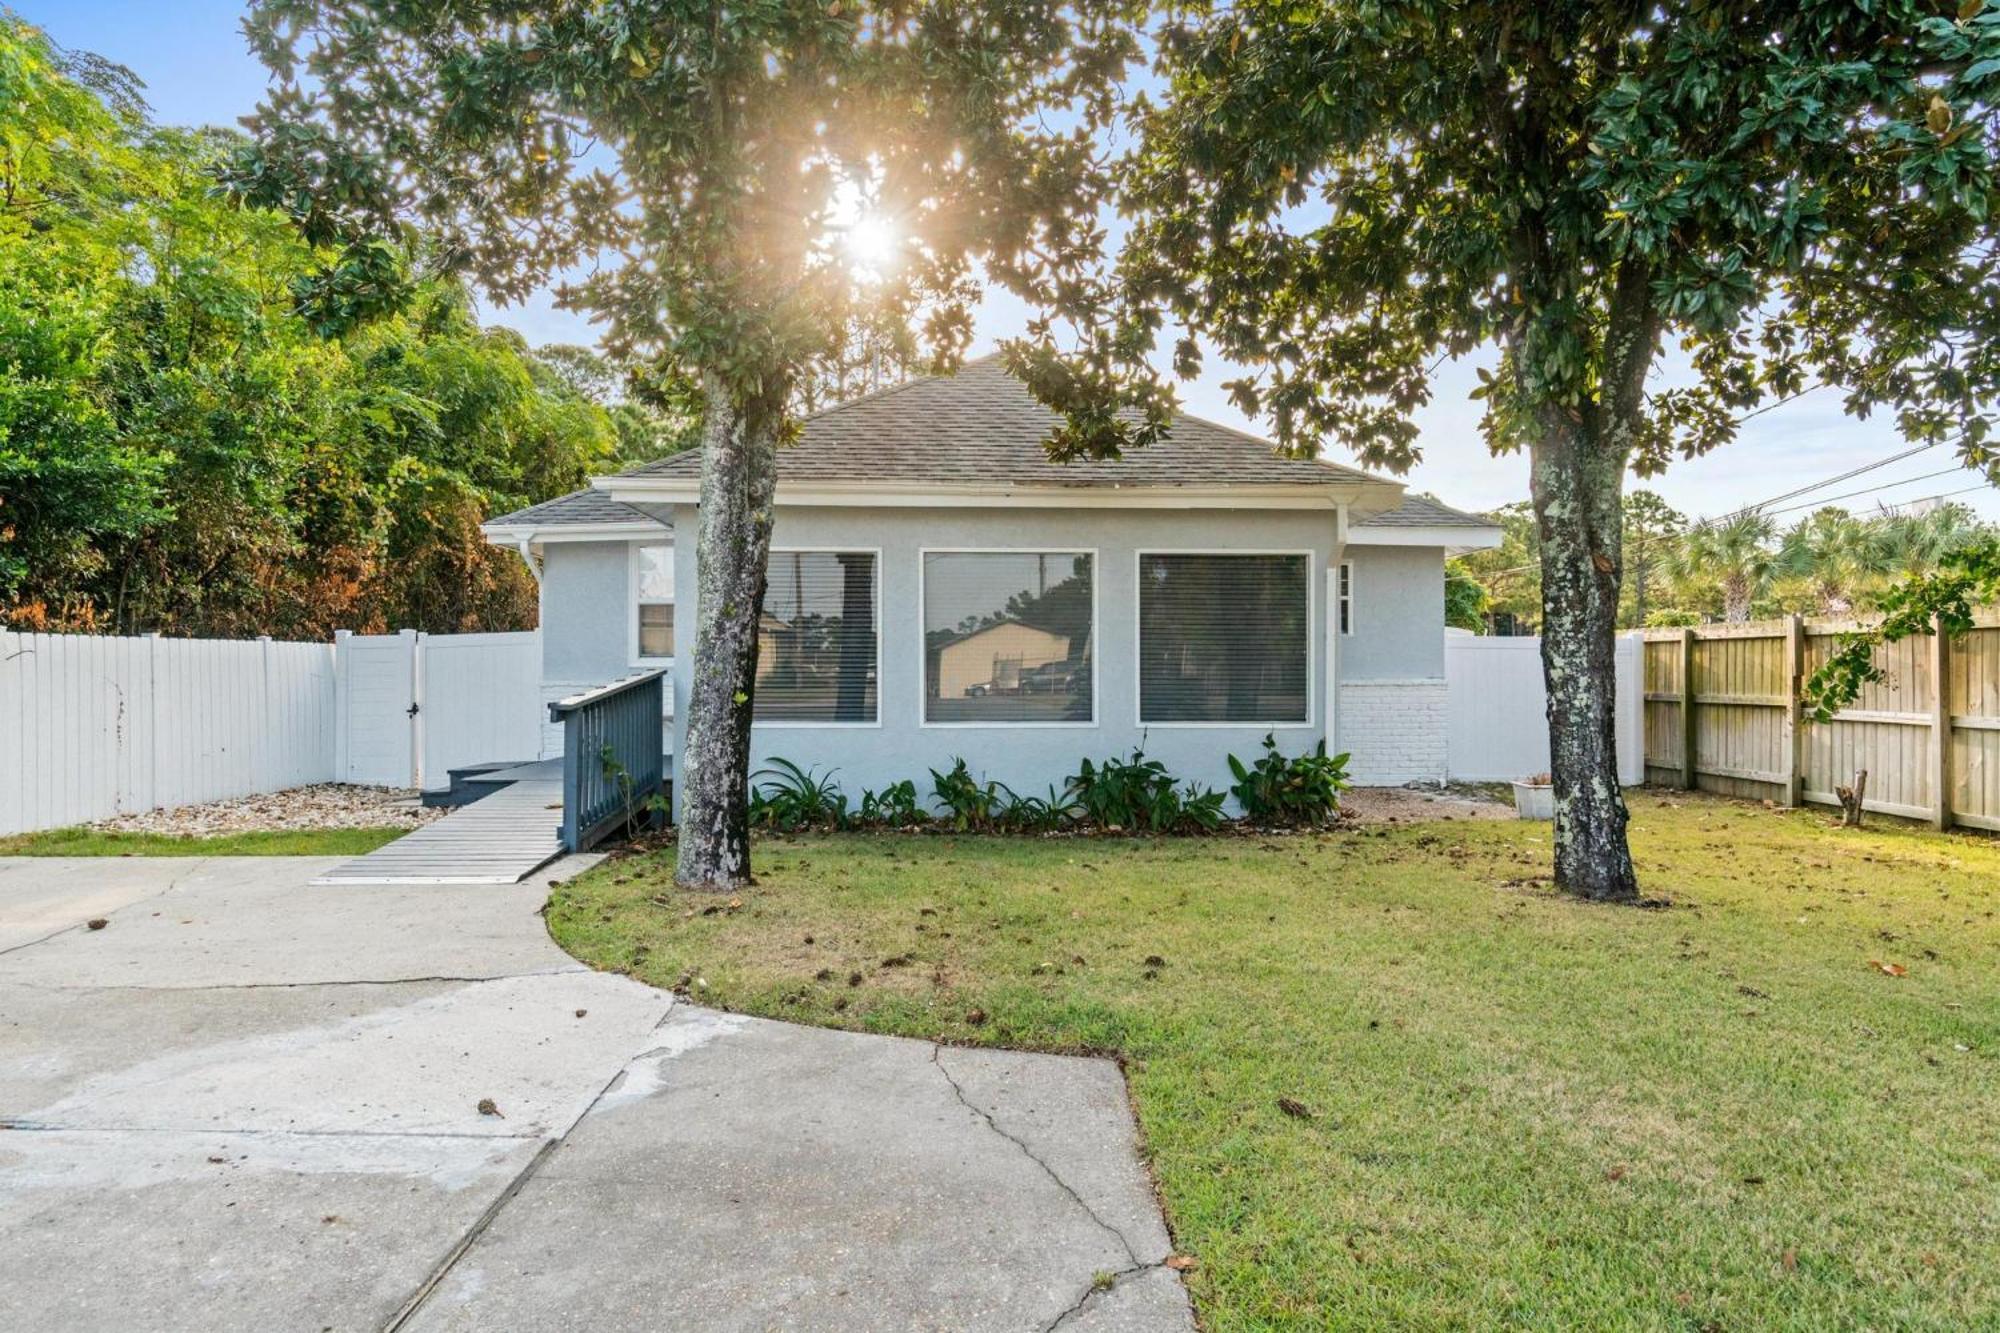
{"left": 312, "top": 761, "right": 565, "bottom": 886}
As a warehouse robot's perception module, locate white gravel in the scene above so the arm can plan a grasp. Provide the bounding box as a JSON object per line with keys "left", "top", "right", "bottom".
{"left": 92, "top": 784, "right": 446, "bottom": 836}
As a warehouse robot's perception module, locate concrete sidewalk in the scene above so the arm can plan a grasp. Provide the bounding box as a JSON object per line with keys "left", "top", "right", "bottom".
{"left": 0, "top": 857, "right": 1190, "bottom": 1331}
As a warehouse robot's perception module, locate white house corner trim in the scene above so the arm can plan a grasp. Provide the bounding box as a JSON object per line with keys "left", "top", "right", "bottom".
{"left": 1336, "top": 679, "right": 1448, "bottom": 787}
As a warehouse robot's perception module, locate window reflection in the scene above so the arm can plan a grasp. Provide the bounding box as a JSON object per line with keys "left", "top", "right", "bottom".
{"left": 924, "top": 552, "right": 1094, "bottom": 723}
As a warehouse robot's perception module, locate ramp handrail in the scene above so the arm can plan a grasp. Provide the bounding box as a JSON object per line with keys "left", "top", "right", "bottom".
{"left": 549, "top": 671, "right": 667, "bottom": 851}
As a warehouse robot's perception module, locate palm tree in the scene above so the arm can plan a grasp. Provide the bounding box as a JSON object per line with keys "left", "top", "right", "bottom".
{"left": 1871, "top": 502, "right": 1986, "bottom": 581}
{"left": 1665, "top": 510, "right": 1777, "bottom": 622}
{"left": 1776, "top": 507, "right": 1884, "bottom": 615}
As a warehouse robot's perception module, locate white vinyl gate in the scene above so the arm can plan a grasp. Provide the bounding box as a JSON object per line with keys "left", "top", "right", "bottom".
{"left": 334, "top": 631, "right": 420, "bottom": 788}
{"left": 335, "top": 629, "right": 540, "bottom": 790}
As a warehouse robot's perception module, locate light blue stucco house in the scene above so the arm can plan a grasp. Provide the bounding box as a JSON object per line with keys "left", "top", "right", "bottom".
{"left": 482, "top": 357, "right": 1500, "bottom": 799}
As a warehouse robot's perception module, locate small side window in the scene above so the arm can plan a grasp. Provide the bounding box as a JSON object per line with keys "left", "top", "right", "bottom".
{"left": 1338, "top": 561, "right": 1353, "bottom": 636}
{"left": 635, "top": 544, "right": 675, "bottom": 661}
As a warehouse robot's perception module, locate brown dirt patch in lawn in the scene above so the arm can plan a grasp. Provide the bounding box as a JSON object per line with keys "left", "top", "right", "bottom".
{"left": 1341, "top": 785, "right": 1514, "bottom": 824}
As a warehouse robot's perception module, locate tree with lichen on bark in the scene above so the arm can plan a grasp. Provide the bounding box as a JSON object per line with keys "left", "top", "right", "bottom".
{"left": 1012, "top": 0, "right": 2000, "bottom": 902}
{"left": 228, "top": 0, "right": 1140, "bottom": 888}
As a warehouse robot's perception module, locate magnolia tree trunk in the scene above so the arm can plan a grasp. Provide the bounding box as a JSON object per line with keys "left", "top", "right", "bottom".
{"left": 676, "top": 375, "right": 780, "bottom": 890}
{"left": 1531, "top": 427, "right": 1641, "bottom": 903}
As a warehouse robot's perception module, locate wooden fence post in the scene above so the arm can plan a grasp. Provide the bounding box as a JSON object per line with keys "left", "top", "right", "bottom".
{"left": 1679, "top": 626, "right": 1697, "bottom": 790}
{"left": 1783, "top": 614, "right": 1804, "bottom": 808}
{"left": 1931, "top": 612, "right": 1952, "bottom": 831}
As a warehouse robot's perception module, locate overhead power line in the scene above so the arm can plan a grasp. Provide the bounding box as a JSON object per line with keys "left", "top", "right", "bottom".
{"left": 1470, "top": 462, "right": 1993, "bottom": 584}
{"left": 1755, "top": 465, "right": 1972, "bottom": 520}
{"left": 1696, "top": 441, "right": 1940, "bottom": 533}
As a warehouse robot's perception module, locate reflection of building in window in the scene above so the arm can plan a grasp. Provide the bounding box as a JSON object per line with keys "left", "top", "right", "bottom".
{"left": 755, "top": 551, "right": 877, "bottom": 723}
{"left": 934, "top": 620, "right": 1073, "bottom": 699}
{"left": 924, "top": 551, "right": 1094, "bottom": 724}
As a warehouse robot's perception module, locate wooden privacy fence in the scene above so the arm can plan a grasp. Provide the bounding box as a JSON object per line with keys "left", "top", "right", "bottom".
{"left": 1640, "top": 611, "right": 2000, "bottom": 831}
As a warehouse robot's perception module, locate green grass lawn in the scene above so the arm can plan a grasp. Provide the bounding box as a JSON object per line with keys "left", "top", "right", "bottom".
{"left": 0, "top": 826, "right": 408, "bottom": 856}
{"left": 549, "top": 794, "right": 2000, "bottom": 1330}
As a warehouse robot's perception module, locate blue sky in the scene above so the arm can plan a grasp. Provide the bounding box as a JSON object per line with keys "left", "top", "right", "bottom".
{"left": 25, "top": 0, "right": 2000, "bottom": 524}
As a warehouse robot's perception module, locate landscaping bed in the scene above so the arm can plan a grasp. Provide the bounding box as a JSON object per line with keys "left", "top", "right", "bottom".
{"left": 550, "top": 792, "right": 2000, "bottom": 1328}
{"left": 0, "top": 784, "right": 435, "bottom": 855}
{"left": 88, "top": 783, "right": 441, "bottom": 835}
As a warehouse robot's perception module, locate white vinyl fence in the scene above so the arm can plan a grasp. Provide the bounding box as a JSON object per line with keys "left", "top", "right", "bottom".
{"left": 1444, "top": 630, "right": 1646, "bottom": 785}
{"left": 1, "top": 629, "right": 540, "bottom": 835}
{"left": 6, "top": 623, "right": 1648, "bottom": 836}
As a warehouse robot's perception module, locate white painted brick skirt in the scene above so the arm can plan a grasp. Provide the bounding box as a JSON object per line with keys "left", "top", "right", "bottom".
{"left": 1335, "top": 679, "right": 1448, "bottom": 786}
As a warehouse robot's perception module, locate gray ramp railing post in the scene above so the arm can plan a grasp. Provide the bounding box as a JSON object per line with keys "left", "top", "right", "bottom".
{"left": 548, "top": 670, "right": 668, "bottom": 852}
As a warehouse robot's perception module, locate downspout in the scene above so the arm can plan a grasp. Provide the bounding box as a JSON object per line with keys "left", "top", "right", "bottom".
{"left": 1328, "top": 501, "right": 1347, "bottom": 764}
{"left": 512, "top": 535, "right": 542, "bottom": 586}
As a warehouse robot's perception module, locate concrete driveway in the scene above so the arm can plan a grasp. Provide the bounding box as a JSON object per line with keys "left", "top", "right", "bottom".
{"left": 0, "top": 856, "right": 1190, "bottom": 1332}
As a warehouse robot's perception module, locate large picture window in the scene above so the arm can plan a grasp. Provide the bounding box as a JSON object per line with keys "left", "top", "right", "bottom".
{"left": 1138, "top": 553, "right": 1311, "bottom": 724}
{"left": 756, "top": 550, "right": 878, "bottom": 723}
{"left": 923, "top": 551, "right": 1094, "bottom": 724}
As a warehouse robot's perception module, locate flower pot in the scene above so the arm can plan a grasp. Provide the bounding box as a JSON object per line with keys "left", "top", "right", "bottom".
{"left": 1511, "top": 781, "right": 1554, "bottom": 821}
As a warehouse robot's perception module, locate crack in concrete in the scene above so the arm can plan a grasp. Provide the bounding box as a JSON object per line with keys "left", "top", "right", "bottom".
{"left": 1043, "top": 1260, "right": 1173, "bottom": 1332}
{"left": 929, "top": 1045, "right": 1144, "bottom": 1270}
{"left": 0, "top": 966, "right": 586, "bottom": 994}
{"left": 0, "top": 857, "right": 211, "bottom": 960}
{"left": 377, "top": 1003, "right": 681, "bottom": 1333}
{"left": 380, "top": 1137, "right": 561, "bottom": 1333}
{"left": 0, "top": 1120, "right": 543, "bottom": 1142}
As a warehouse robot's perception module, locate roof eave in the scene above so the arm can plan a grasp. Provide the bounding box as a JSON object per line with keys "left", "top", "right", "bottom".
{"left": 1346, "top": 523, "right": 1503, "bottom": 550}
{"left": 480, "top": 518, "right": 668, "bottom": 546}
{"left": 596, "top": 474, "right": 1398, "bottom": 511}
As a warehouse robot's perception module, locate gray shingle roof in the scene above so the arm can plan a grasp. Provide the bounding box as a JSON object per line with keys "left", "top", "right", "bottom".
{"left": 617, "top": 355, "right": 1391, "bottom": 491}
{"left": 1356, "top": 494, "right": 1494, "bottom": 528}
{"left": 486, "top": 487, "right": 663, "bottom": 529}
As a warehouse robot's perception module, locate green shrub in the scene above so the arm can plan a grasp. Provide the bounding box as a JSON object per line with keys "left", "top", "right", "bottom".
{"left": 1173, "top": 784, "right": 1230, "bottom": 833}
{"left": 1227, "top": 735, "right": 1350, "bottom": 827}
{"left": 749, "top": 758, "right": 848, "bottom": 830}
{"left": 1070, "top": 748, "right": 1226, "bottom": 834}
{"left": 930, "top": 758, "right": 1013, "bottom": 832}
{"left": 856, "top": 779, "right": 923, "bottom": 828}
{"left": 999, "top": 783, "right": 1084, "bottom": 833}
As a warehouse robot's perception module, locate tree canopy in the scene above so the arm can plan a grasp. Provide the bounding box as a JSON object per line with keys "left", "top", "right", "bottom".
{"left": 1009, "top": 0, "right": 2000, "bottom": 901}
{"left": 225, "top": 0, "right": 1141, "bottom": 887}
{"left": 228, "top": 0, "right": 1135, "bottom": 418}
{"left": 0, "top": 17, "right": 669, "bottom": 637}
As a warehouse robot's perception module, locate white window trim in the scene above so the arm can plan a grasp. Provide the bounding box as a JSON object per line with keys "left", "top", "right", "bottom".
{"left": 1338, "top": 560, "right": 1354, "bottom": 636}
{"left": 629, "top": 541, "right": 676, "bottom": 668}
{"left": 750, "top": 545, "right": 885, "bottom": 730}
{"left": 916, "top": 546, "right": 1101, "bottom": 730}
{"left": 1132, "top": 548, "right": 1318, "bottom": 730}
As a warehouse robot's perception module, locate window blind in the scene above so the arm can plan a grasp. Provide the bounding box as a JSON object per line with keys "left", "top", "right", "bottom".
{"left": 755, "top": 551, "right": 877, "bottom": 723}
{"left": 1138, "top": 553, "right": 1310, "bottom": 723}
